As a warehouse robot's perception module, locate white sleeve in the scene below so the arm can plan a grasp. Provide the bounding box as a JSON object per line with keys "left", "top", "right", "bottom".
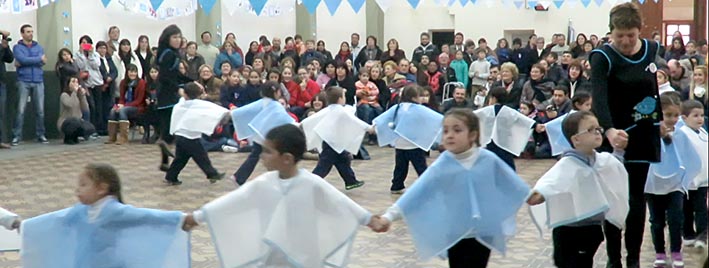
{"left": 381, "top": 205, "right": 403, "bottom": 222}
{"left": 0, "top": 207, "right": 19, "bottom": 230}
{"left": 193, "top": 209, "right": 207, "bottom": 226}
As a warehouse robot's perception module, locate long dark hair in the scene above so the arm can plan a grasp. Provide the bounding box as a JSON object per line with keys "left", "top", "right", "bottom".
{"left": 55, "top": 48, "right": 73, "bottom": 74}
{"left": 157, "top": 24, "right": 182, "bottom": 57}
{"left": 135, "top": 35, "right": 150, "bottom": 53}
{"left": 123, "top": 64, "right": 139, "bottom": 82}
{"left": 118, "top": 39, "right": 133, "bottom": 64}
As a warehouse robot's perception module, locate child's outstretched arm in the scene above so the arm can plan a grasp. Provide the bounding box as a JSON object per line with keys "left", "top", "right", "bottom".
{"left": 0, "top": 207, "right": 20, "bottom": 231}
{"left": 526, "top": 191, "right": 546, "bottom": 205}
{"left": 181, "top": 213, "right": 200, "bottom": 231}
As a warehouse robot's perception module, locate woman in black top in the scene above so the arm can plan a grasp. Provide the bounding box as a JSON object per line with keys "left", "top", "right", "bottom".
{"left": 156, "top": 24, "right": 192, "bottom": 146}
{"left": 56, "top": 48, "right": 80, "bottom": 92}
{"left": 245, "top": 41, "right": 259, "bottom": 67}
{"left": 135, "top": 35, "right": 153, "bottom": 79}
{"left": 316, "top": 40, "right": 333, "bottom": 62}
{"left": 325, "top": 61, "right": 356, "bottom": 105}
{"left": 490, "top": 62, "right": 524, "bottom": 109}
{"left": 589, "top": 4, "right": 662, "bottom": 267}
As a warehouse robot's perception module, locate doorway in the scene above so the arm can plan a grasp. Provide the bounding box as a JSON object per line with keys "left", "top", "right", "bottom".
{"left": 431, "top": 30, "right": 455, "bottom": 50}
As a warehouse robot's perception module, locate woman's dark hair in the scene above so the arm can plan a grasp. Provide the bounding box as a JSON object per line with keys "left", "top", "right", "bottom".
{"left": 265, "top": 124, "right": 306, "bottom": 163}
{"left": 183, "top": 82, "right": 203, "bottom": 99}
{"left": 267, "top": 69, "right": 281, "bottom": 82}
{"left": 146, "top": 65, "right": 159, "bottom": 85}
{"left": 96, "top": 41, "right": 108, "bottom": 49}
{"left": 519, "top": 100, "right": 535, "bottom": 114}
{"left": 63, "top": 76, "right": 79, "bottom": 94}
{"left": 157, "top": 24, "right": 182, "bottom": 54}
{"left": 118, "top": 39, "right": 133, "bottom": 63}
{"left": 84, "top": 163, "right": 124, "bottom": 203}
{"left": 400, "top": 84, "right": 422, "bottom": 103}
{"left": 124, "top": 64, "right": 139, "bottom": 81}
{"left": 669, "top": 37, "right": 686, "bottom": 54}
{"left": 79, "top": 35, "right": 93, "bottom": 45}
{"left": 55, "top": 48, "right": 73, "bottom": 72}
{"left": 322, "top": 60, "right": 336, "bottom": 74}
{"left": 260, "top": 81, "right": 280, "bottom": 99}
{"left": 444, "top": 108, "right": 481, "bottom": 146}
{"left": 333, "top": 61, "right": 349, "bottom": 78}
{"left": 487, "top": 86, "right": 508, "bottom": 105}
{"left": 136, "top": 35, "right": 150, "bottom": 51}
{"left": 571, "top": 91, "right": 592, "bottom": 110}
{"left": 249, "top": 41, "right": 259, "bottom": 51}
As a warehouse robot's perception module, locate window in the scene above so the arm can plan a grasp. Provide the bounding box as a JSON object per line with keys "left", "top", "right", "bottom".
{"left": 665, "top": 23, "right": 691, "bottom": 46}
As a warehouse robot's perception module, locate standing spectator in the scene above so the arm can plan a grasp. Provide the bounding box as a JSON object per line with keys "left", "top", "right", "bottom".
{"left": 494, "top": 38, "right": 512, "bottom": 65}
{"left": 469, "top": 48, "right": 491, "bottom": 96}
{"left": 380, "top": 38, "right": 406, "bottom": 64}
{"left": 316, "top": 40, "right": 333, "bottom": 62}
{"left": 74, "top": 36, "right": 102, "bottom": 126}
{"left": 412, "top": 32, "right": 440, "bottom": 64}
{"left": 449, "top": 50, "right": 469, "bottom": 89}
{"left": 55, "top": 48, "right": 81, "bottom": 102}
{"left": 354, "top": 36, "right": 382, "bottom": 70}
{"left": 463, "top": 42, "right": 476, "bottom": 66}
{"left": 198, "top": 31, "right": 220, "bottom": 68}
{"left": 135, "top": 35, "right": 153, "bottom": 79}
{"left": 334, "top": 41, "right": 353, "bottom": 64}
{"left": 590, "top": 4, "right": 663, "bottom": 267}
{"left": 12, "top": 24, "right": 47, "bottom": 145}
{"left": 183, "top": 41, "right": 205, "bottom": 81}
{"left": 106, "top": 26, "right": 120, "bottom": 56}
{"left": 450, "top": 32, "right": 465, "bottom": 56}
{"left": 214, "top": 40, "right": 243, "bottom": 77}
{"left": 0, "top": 29, "right": 12, "bottom": 148}
{"left": 664, "top": 37, "right": 686, "bottom": 61}
{"left": 550, "top": 34, "right": 569, "bottom": 55}
{"left": 94, "top": 41, "right": 118, "bottom": 135}
{"left": 350, "top": 33, "right": 362, "bottom": 66}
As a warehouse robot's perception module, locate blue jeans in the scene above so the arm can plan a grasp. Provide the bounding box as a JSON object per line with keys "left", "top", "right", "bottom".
{"left": 0, "top": 82, "right": 6, "bottom": 142}
{"left": 13, "top": 81, "right": 45, "bottom": 139}
{"left": 108, "top": 106, "right": 138, "bottom": 121}
{"left": 356, "top": 104, "right": 383, "bottom": 124}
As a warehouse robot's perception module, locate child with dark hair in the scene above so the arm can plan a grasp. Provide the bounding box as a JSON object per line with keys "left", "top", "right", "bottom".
{"left": 678, "top": 100, "right": 708, "bottom": 250}
{"left": 21, "top": 163, "right": 191, "bottom": 267}
{"left": 528, "top": 111, "right": 629, "bottom": 268}
{"left": 183, "top": 124, "right": 378, "bottom": 268}
{"left": 162, "top": 82, "right": 227, "bottom": 185}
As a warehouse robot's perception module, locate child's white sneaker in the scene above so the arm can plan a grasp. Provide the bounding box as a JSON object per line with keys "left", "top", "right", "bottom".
{"left": 682, "top": 239, "right": 695, "bottom": 247}
{"left": 694, "top": 240, "right": 707, "bottom": 249}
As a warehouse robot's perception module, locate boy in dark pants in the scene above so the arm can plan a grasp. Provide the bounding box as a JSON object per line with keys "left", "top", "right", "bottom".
{"left": 310, "top": 87, "right": 365, "bottom": 190}
{"left": 528, "top": 111, "right": 629, "bottom": 268}
{"left": 163, "top": 82, "right": 225, "bottom": 185}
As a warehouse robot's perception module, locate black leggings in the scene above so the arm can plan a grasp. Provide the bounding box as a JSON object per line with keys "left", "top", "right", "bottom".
{"left": 447, "top": 238, "right": 491, "bottom": 268}
{"left": 157, "top": 107, "right": 174, "bottom": 144}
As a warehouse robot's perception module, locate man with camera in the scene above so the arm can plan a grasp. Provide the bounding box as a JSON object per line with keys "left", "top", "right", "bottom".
{"left": 0, "top": 29, "right": 14, "bottom": 149}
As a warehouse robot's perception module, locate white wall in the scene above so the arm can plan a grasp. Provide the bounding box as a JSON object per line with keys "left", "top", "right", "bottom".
{"left": 221, "top": 0, "right": 296, "bottom": 51}
{"left": 71, "top": 0, "right": 196, "bottom": 52}
{"left": 316, "top": 3, "right": 367, "bottom": 55}
{"left": 0, "top": 11, "right": 37, "bottom": 71}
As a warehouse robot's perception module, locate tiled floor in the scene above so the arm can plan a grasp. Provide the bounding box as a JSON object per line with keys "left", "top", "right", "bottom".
{"left": 0, "top": 140, "right": 705, "bottom": 267}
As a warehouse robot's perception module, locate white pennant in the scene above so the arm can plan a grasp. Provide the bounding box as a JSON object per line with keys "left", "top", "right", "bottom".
{"left": 539, "top": 0, "right": 551, "bottom": 8}
{"left": 375, "top": 0, "right": 392, "bottom": 12}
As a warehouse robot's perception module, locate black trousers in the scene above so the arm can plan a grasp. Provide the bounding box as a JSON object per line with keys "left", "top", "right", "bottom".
{"left": 312, "top": 142, "right": 358, "bottom": 186}
{"left": 683, "top": 187, "right": 708, "bottom": 241}
{"left": 486, "top": 141, "right": 515, "bottom": 170}
{"left": 87, "top": 87, "right": 109, "bottom": 134}
{"left": 447, "top": 238, "right": 491, "bottom": 268}
{"left": 61, "top": 117, "right": 95, "bottom": 144}
{"left": 157, "top": 107, "right": 174, "bottom": 144}
{"left": 647, "top": 192, "right": 684, "bottom": 253}
{"left": 553, "top": 225, "right": 604, "bottom": 268}
{"left": 234, "top": 143, "right": 261, "bottom": 185}
{"left": 165, "top": 136, "right": 219, "bottom": 182}
{"left": 391, "top": 148, "right": 428, "bottom": 191}
{"left": 604, "top": 162, "right": 649, "bottom": 266}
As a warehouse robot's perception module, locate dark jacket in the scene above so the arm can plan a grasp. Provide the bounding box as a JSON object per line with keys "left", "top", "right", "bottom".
{"left": 56, "top": 61, "right": 80, "bottom": 90}
{"left": 380, "top": 49, "right": 406, "bottom": 64}
{"left": 491, "top": 79, "right": 524, "bottom": 110}
{"left": 0, "top": 44, "right": 13, "bottom": 80}
{"left": 326, "top": 75, "right": 356, "bottom": 105}
{"left": 135, "top": 49, "right": 153, "bottom": 79}
{"left": 300, "top": 50, "right": 326, "bottom": 67}
{"left": 559, "top": 78, "right": 591, "bottom": 96}
{"left": 157, "top": 48, "right": 192, "bottom": 109}
{"left": 412, "top": 43, "right": 440, "bottom": 63}
{"left": 441, "top": 98, "right": 473, "bottom": 113}
{"left": 220, "top": 83, "right": 260, "bottom": 108}
{"left": 99, "top": 56, "right": 118, "bottom": 84}
{"left": 183, "top": 53, "right": 206, "bottom": 81}
{"left": 354, "top": 47, "right": 383, "bottom": 68}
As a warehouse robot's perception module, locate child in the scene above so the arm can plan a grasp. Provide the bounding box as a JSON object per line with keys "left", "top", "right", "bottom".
{"left": 164, "top": 82, "right": 227, "bottom": 185}
{"left": 475, "top": 86, "right": 536, "bottom": 169}
{"left": 303, "top": 91, "right": 326, "bottom": 119}
{"left": 143, "top": 65, "right": 160, "bottom": 144}
{"left": 183, "top": 124, "right": 377, "bottom": 267}
{"left": 371, "top": 109, "right": 531, "bottom": 267}
{"left": 355, "top": 71, "right": 383, "bottom": 144}
{"left": 545, "top": 91, "right": 594, "bottom": 156}
{"left": 645, "top": 93, "right": 701, "bottom": 268}
{"left": 679, "top": 100, "right": 708, "bottom": 249}
{"left": 468, "top": 48, "right": 490, "bottom": 97}
{"left": 527, "top": 111, "right": 629, "bottom": 268}
{"left": 21, "top": 164, "right": 190, "bottom": 267}
{"left": 373, "top": 85, "right": 443, "bottom": 194}
{"left": 231, "top": 81, "right": 296, "bottom": 186}
{"left": 302, "top": 87, "right": 368, "bottom": 190}
{"left": 450, "top": 50, "right": 470, "bottom": 89}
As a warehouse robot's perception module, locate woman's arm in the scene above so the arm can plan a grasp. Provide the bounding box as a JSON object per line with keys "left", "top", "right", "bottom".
{"left": 589, "top": 52, "right": 613, "bottom": 130}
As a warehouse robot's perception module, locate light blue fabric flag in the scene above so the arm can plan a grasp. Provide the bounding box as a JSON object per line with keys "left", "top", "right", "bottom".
{"left": 150, "top": 0, "right": 164, "bottom": 10}
{"left": 580, "top": 0, "right": 591, "bottom": 7}
{"left": 527, "top": 0, "right": 537, "bottom": 8}
{"left": 302, "top": 0, "right": 321, "bottom": 13}
{"left": 21, "top": 199, "right": 189, "bottom": 268}
{"left": 249, "top": 0, "right": 268, "bottom": 15}
{"left": 372, "top": 103, "right": 443, "bottom": 151}
{"left": 593, "top": 0, "right": 603, "bottom": 6}
{"left": 546, "top": 112, "right": 573, "bottom": 156}
{"left": 231, "top": 99, "right": 295, "bottom": 143}
{"left": 324, "top": 0, "right": 342, "bottom": 15}
{"left": 396, "top": 149, "right": 530, "bottom": 260}
{"left": 406, "top": 0, "right": 421, "bottom": 8}
{"left": 553, "top": 0, "right": 563, "bottom": 8}
{"left": 101, "top": 0, "right": 111, "bottom": 7}
{"left": 347, "top": 0, "right": 365, "bottom": 12}
{"left": 646, "top": 130, "right": 702, "bottom": 194}
{"left": 513, "top": 0, "right": 524, "bottom": 8}
{"left": 199, "top": 0, "right": 218, "bottom": 15}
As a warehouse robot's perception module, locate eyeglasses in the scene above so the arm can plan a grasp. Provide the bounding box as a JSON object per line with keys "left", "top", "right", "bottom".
{"left": 574, "top": 127, "right": 604, "bottom": 137}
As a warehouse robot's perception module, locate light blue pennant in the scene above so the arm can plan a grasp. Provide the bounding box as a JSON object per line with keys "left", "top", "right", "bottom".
{"left": 407, "top": 0, "right": 421, "bottom": 8}
{"left": 553, "top": 0, "right": 563, "bottom": 8}
{"left": 150, "top": 0, "right": 164, "bottom": 10}
{"left": 101, "top": 0, "right": 111, "bottom": 7}
{"left": 324, "top": 0, "right": 342, "bottom": 15}
{"left": 302, "top": 0, "right": 321, "bottom": 13}
{"left": 347, "top": 0, "right": 365, "bottom": 13}
{"left": 249, "top": 0, "right": 268, "bottom": 15}
{"left": 199, "top": 0, "right": 217, "bottom": 14}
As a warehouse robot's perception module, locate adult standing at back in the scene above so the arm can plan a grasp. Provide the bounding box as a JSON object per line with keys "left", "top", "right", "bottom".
{"left": 412, "top": 32, "right": 440, "bottom": 64}
{"left": 156, "top": 25, "right": 192, "bottom": 146}
{"left": 106, "top": 26, "right": 120, "bottom": 56}
{"left": 198, "top": 31, "right": 219, "bottom": 68}
{"left": 590, "top": 3, "right": 662, "bottom": 267}
{"left": 0, "top": 29, "right": 12, "bottom": 148}
{"left": 550, "top": 34, "right": 569, "bottom": 55}
{"left": 12, "top": 24, "right": 47, "bottom": 146}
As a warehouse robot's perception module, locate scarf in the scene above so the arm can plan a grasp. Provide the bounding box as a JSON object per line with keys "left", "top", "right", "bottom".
{"left": 125, "top": 79, "right": 137, "bottom": 103}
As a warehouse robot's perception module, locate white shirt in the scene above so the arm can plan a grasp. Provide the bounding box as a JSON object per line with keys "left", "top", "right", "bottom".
{"left": 0, "top": 207, "right": 19, "bottom": 230}
{"left": 88, "top": 195, "right": 116, "bottom": 223}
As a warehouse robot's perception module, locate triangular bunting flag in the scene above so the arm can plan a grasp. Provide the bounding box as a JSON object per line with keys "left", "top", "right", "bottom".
{"left": 199, "top": 0, "right": 217, "bottom": 14}
{"left": 249, "top": 0, "right": 268, "bottom": 15}
{"left": 459, "top": 0, "right": 468, "bottom": 6}
{"left": 469, "top": 0, "right": 477, "bottom": 5}
{"left": 150, "top": 0, "right": 164, "bottom": 10}
{"left": 447, "top": 0, "right": 457, "bottom": 7}
{"left": 347, "top": 0, "right": 365, "bottom": 13}
{"left": 302, "top": 0, "right": 321, "bottom": 13}
{"left": 406, "top": 0, "right": 421, "bottom": 8}
{"left": 513, "top": 0, "right": 524, "bottom": 8}
{"left": 580, "top": 0, "right": 591, "bottom": 7}
{"left": 539, "top": 0, "right": 551, "bottom": 8}
{"left": 553, "top": 0, "right": 563, "bottom": 8}
{"left": 375, "top": 0, "right": 392, "bottom": 12}
{"left": 593, "top": 0, "right": 603, "bottom": 6}
{"left": 527, "top": 0, "right": 537, "bottom": 8}
{"left": 101, "top": 0, "right": 111, "bottom": 7}
{"left": 324, "top": 0, "right": 342, "bottom": 14}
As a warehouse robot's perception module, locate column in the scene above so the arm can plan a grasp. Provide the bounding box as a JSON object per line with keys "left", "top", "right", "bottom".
{"left": 196, "top": 0, "right": 223, "bottom": 45}
{"left": 296, "top": 3, "right": 317, "bottom": 40}
{"left": 365, "top": 0, "right": 384, "bottom": 46}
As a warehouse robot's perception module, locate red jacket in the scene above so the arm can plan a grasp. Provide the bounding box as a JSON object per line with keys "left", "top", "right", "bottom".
{"left": 285, "top": 81, "right": 313, "bottom": 108}
{"left": 118, "top": 79, "right": 147, "bottom": 114}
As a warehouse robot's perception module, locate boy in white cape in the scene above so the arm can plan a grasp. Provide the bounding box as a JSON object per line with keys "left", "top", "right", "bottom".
{"left": 527, "top": 111, "right": 629, "bottom": 268}
{"left": 0, "top": 207, "right": 20, "bottom": 251}
{"left": 183, "top": 124, "right": 378, "bottom": 268}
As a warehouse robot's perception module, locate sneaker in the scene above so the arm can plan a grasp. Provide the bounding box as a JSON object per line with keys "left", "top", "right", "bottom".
{"left": 683, "top": 238, "right": 695, "bottom": 247}
{"left": 390, "top": 189, "right": 406, "bottom": 194}
{"left": 37, "top": 136, "right": 49, "bottom": 144}
{"left": 11, "top": 137, "right": 20, "bottom": 146}
{"left": 221, "top": 145, "right": 239, "bottom": 153}
{"left": 90, "top": 133, "right": 100, "bottom": 140}
{"left": 694, "top": 240, "right": 707, "bottom": 249}
{"left": 671, "top": 252, "right": 683, "bottom": 268}
{"left": 165, "top": 180, "right": 182, "bottom": 186}
{"left": 345, "top": 181, "right": 365, "bottom": 190}
{"left": 653, "top": 253, "right": 667, "bottom": 267}
{"left": 208, "top": 172, "right": 225, "bottom": 184}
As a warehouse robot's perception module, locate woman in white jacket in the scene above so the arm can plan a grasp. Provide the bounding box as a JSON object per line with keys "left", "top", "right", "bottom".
{"left": 112, "top": 39, "right": 143, "bottom": 99}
